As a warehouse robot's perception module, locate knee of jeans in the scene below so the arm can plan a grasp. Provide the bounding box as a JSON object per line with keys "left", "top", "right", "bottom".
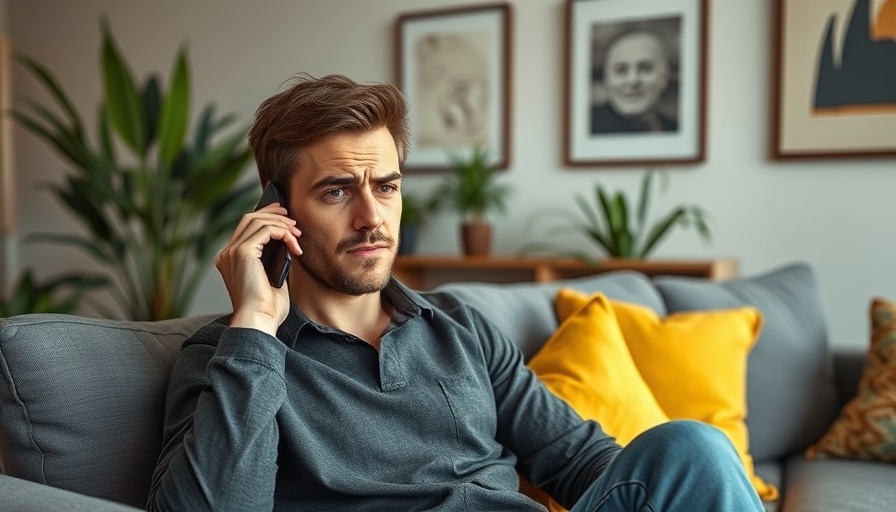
{"left": 638, "top": 420, "right": 733, "bottom": 456}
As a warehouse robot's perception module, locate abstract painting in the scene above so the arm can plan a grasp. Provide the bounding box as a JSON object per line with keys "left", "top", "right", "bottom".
{"left": 773, "top": 0, "right": 896, "bottom": 158}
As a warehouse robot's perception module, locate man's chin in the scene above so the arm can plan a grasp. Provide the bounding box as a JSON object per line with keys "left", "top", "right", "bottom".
{"left": 299, "top": 251, "right": 395, "bottom": 296}
{"left": 339, "top": 268, "right": 393, "bottom": 296}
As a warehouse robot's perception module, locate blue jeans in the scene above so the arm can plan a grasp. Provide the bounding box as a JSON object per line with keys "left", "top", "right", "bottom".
{"left": 570, "top": 421, "right": 764, "bottom": 512}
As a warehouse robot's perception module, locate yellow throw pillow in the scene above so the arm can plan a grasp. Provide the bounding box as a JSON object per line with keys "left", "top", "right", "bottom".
{"left": 554, "top": 289, "right": 777, "bottom": 502}
{"left": 806, "top": 297, "right": 896, "bottom": 461}
{"left": 528, "top": 293, "right": 669, "bottom": 444}
{"left": 524, "top": 292, "right": 669, "bottom": 511}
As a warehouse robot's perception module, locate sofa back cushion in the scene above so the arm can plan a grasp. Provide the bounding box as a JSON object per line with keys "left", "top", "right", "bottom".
{"left": 654, "top": 263, "right": 839, "bottom": 463}
{"left": 434, "top": 270, "right": 666, "bottom": 360}
{"left": 0, "top": 313, "right": 215, "bottom": 507}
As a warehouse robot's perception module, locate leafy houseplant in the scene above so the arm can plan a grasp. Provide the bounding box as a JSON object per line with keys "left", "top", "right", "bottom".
{"left": 526, "top": 169, "right": 711, "bottom": 260}
{"left": 429, "top": 147, "right": 512, "bottom": 256}
{"left": 0, "top": 269, "right": 108, "bottom": 317}
{"left": 398, "top": 192, "right": 428, "bottom": 255}
{"left": 14, "top": 21, "right": 257, "bottom": 320}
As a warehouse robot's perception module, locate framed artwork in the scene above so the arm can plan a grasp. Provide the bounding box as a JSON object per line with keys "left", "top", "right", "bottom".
{"left": 564, "top": 0, "right": 708, "bottom": 167}
{"left": 772, "top": 0, "right": 896, "bottom": 159}
{"left": 396, "top": 3, "right": 512, "bottom": 171}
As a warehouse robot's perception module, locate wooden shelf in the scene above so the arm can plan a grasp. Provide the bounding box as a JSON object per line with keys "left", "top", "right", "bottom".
{"left": 392, "top": 255, "right": 738, "bottom": 290}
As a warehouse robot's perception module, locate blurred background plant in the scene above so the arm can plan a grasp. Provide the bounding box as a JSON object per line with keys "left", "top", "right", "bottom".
{"left": 429, "top": 146, "right": 512, "bottom": 224}
{"left": 522, "top": 169, "right": 711, "bottom": 260}
{"left": 428, "top": 147, "right": 512, "bottom": 256}
{"left": 398, "top": 191, "right": 432, "bottom": 255}
{"left": 0, "top": 269, "right": 108, "bottom": 317}
{"left": 13, "top": 20, "right": 257, "bottom": 320}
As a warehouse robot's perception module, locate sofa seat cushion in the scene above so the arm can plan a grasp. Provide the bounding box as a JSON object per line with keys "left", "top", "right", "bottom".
{"left": 654, "top": 263, "right": 839, "bottom": 463}
{"left": 434, "top": 270, "right": 666, "bottom": 360}
{"left": 781, "top": 455, "right": 896, "bottom": 511}
{"left": 754, "top": 460, "right": 783, "bottom": 512}
{"left": 0, "top": 474, "right": 141, "bottom": 512}
{"left": 0, "top": 313, "right": 216, "bottom": 507}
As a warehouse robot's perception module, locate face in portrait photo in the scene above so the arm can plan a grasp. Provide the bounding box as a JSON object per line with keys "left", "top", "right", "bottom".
{"left": 589, "top": 17, "right": 682, "bottom": 135}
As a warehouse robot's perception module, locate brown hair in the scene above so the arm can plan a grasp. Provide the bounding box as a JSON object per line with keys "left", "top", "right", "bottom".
{"left": 249, "top": 73, "right": 410, "bottom": 188}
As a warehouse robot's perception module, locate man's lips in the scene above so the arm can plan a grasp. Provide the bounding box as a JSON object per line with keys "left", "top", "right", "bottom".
{"left": 347, "top": 244, "right": 389, "bottom": 254}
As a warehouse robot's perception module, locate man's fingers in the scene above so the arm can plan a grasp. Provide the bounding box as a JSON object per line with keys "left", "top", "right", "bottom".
{"left": 231, "top": 205, "right": 293, "bottom": 238}
{"left": 228, "top": 211, "right": 297, "bottom": 249}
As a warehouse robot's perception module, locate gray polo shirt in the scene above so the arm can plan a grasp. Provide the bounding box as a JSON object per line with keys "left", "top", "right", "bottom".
{"left": 148, "top": 279, "right": 620, "bottom": 511}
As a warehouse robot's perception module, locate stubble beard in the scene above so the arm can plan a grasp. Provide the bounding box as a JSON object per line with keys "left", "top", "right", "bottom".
{"left": 298, "top": 230, "right": 396, "bottom": 296}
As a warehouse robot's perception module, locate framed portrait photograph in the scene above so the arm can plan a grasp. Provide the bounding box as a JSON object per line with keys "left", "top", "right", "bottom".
{"left": 396, "top": 3, "right": 512, "bottom": 172}
{"left": 564, "top": 0, "right": 708, "bottom": 167}
{"left": 772, "top": 0, "right": 896, "bottom": 159}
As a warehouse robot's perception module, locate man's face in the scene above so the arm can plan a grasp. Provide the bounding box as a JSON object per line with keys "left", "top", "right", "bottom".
{"left": 287, "top": 126, "right": 402, "bottom": 296}
{"left": 603, "top": 32, "right": 670, "bottom": 118}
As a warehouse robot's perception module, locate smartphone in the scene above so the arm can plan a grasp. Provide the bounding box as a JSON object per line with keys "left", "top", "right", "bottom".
{"left": 253, "top": 182, "right": 292, "bottom": 288}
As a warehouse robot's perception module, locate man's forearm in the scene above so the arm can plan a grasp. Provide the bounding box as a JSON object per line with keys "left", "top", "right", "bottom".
{"left": 147, "top": 326, "right": 288, "bottom": 511}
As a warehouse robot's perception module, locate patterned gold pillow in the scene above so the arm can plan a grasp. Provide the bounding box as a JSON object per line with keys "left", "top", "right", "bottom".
{"left": 807, "top": 297, "right": 896, "bottom": 461}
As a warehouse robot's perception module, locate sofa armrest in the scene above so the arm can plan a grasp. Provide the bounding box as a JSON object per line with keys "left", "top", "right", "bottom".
{"left": 0, "top": 474, "right": 142, "bottom": 512}
{"left": 832, "top": 344, "right": 867, "bottom": 408}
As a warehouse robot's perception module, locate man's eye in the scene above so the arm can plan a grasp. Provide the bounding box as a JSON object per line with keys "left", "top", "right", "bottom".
{"left": 379, "top": 184, "right": 398, "bottom": 194}
{"left": 326, "top": 189, "right": 346, "bottom": 199}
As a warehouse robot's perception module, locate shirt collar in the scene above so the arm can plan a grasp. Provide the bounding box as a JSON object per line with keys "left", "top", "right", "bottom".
{"left": 277, "top": 277, "right": 434, "bottom": 348}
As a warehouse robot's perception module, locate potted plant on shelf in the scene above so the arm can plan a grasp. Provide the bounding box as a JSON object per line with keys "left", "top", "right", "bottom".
{"left": 429, "top": 147, "right": 512, "bottom": 256}
{"left": 523, "top": 169, "right": 711, "bottom": 260}
{"left": 398, "top": 192, "right": 428, "bottom": 255}
{"left": 13, "top": 20, "right": 257, "bottom": 320}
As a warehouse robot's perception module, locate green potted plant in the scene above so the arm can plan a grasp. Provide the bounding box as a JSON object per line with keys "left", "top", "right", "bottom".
{"left": 13, "top": 20, "right": 257, "bottom": 320}
{"left": 524, "top": 169, "right": 711, "bottom": 260}
{"left": 398, "top": 192, "right": 428, "bottom": 255}
{"left": 429, "top": 147, "right": 512, "bottom": 256}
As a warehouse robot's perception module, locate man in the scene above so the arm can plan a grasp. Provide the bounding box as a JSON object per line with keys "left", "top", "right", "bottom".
{"left": 147, "top": 74, "right": 762, "bottom": 511}
{"left": 591, "top": 28, "right": 679, "bottom": 134}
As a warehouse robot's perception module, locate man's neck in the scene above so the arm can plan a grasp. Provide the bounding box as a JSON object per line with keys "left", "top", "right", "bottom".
{"left": 289, "top": 275, "right": 392, "bottom": 350}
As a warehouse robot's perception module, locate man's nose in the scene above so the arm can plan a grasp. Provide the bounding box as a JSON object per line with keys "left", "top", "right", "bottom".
{"left": 353, "top": 190, "right": 384, "bottom": 231}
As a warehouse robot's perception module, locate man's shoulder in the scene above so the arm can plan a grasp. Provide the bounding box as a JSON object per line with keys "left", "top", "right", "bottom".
{"left": 182, "top": 314, "right": 232, "bottom": 349}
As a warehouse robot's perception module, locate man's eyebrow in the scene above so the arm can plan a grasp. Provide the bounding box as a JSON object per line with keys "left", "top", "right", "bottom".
{"left": 310, "top": 172, "right": 402, "bottom": 191}
{"left": 372, "top": 171, "right": 403, "bottom": 184}
{"left": 310, "top": 175, "right": 357, "bottom": 191}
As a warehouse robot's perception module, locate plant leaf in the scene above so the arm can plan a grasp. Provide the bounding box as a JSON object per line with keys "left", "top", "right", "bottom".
{"left": 26, "top": 233, "right": 116, "bottom": 263}
{"left": 142, "top": 75, "right": 161, "bottom": 150}
{"left": 14, "top": 53, "right": 85, "bottom": 139}
{"left": 101, "top": 18, "right": 146, "bottom": 154}
{"left": 157, "top": 47, "right": 190, "bottom": 165}
{"left": 635, "top": 169, "right": 653, "bottom": 240}
{"left": 639, "top": 207, "right": 687, "bottom": 258}
{"left": 595, "top": 185, "right": 618, "bottom": 256}
{"left": 611, "top": 192, "right": 633, "bottom": 257}
{"left": 11, "top": 109, "right": 90, "bottom": 170}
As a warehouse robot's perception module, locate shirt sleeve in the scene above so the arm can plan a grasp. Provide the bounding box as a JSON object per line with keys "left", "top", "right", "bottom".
{"left": 470, "top": 306, "right": 622, "bottom": 508}
{"left": 146, "top": 320, "right": 288, "bottom": 512}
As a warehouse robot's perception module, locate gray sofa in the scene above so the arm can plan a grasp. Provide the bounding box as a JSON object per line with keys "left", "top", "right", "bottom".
{"left": 0, "top": 262, "right": 893, "bottom": 511}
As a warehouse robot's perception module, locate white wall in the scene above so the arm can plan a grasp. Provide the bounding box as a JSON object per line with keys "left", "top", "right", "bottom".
{"left": 6, "top": 0, "right": 895, "bottom": 345}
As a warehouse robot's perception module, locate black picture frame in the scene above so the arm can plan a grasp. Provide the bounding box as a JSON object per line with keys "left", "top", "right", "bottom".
{"left": 564, "top": 0, "right": 709, "bottom": 167}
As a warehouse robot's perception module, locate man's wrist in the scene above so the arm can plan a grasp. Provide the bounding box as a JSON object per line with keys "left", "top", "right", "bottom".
{"left": 229, "top": 311, "right": 279, "bottom": 337}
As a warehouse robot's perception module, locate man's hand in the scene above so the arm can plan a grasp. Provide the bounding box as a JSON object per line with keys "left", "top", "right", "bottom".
{"left": 215, "top": 203, "right": 303, "bottom": 336}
